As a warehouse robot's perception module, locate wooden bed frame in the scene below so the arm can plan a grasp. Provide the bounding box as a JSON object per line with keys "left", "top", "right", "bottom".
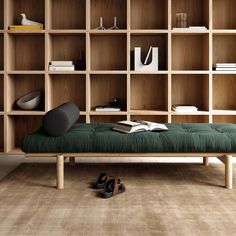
{"left": 25, "top": 153, "right": 234, "bottom": 190}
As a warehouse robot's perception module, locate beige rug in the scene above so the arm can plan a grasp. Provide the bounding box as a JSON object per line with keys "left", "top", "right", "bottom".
{"left": 0, "top": 162, "right": 236, "bottom": 236}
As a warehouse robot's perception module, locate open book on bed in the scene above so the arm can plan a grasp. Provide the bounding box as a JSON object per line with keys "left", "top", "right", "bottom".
{"left": 112, "top": 120, "right": 168, "bottom": 133}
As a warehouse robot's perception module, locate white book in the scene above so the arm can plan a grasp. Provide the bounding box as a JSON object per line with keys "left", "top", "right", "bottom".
{"left": 144, "top": 46, "right": 152, "bottom": 65}
{"left": 113, "top": 120, "right": 168, "bottom": 134}
{"left": 50, "top": 61, "right": 73, "bottom": 66}
{"left": 189, "top": 26, "right": 207, "bottom": 29}
{"left": 173, "top": 109, "right": 198, "bottom": 113}
{"left": 172, "top": 105, "right": 198, "bottom": 109}
{"left": 215, "top": 63, "right": 236, "bottom": 68}
{"left": 215, "top": 67, "right": 236, "bottom": 71}
{"left": 95, "top": 107, "right": 121, "bottom": 112}
{"left": 49, "top": 65, "right": 75, "bottom": 71}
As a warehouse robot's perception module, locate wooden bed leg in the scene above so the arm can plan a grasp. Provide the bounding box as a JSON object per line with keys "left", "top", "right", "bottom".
{"left": 57, "top": 155, "right": 64, "bottom": 190}
{"left": 69, "top": 157, "right": 75, "bottom": 166}
{"left": 225, "top": 155, "right": 233, "bottom": 189}
{"left": 203, "top": 157, "right": 209, "bottom": 166}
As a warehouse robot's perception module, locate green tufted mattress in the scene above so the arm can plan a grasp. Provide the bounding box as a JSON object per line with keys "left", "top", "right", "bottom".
{"left": 21, "top": 123, "right": 236, "bottom": 153}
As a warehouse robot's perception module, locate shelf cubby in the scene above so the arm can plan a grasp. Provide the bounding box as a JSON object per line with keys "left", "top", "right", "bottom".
{"left": 7, "top": 34, "right": 45, "bottom": 71}
{"left": 130, "top": 0, "right": 168, "bottom": 30}
{"left": 130, "top": 115, "right": 168, "bottom": 123}
{"left": 172, "top": 34, "right": 209, "bottom": 70}
{"left": 90, "top": 74, "right": 127, "bottom": 111}
{"left": 0, "top": 115, "right": 3, "bottom": 152}
{"left": 131, "top": 34, "right": 168, "bottom": 71}
{"left": 90, "top": 115, "right": 127, "bottom": 124}
{"left": 172, "top": 115, "right": 209, "bottom": 123}
{"left": 130, "top": 74, "right": 168, "bottom": 111}
{"left": 213, "top": 0, "right": 236, "bottom": 29}
{"left": 0, "top": 0, "right": 3, "bottom": 29}
{"left": 7, "top": 0, "right": 45, "bottom": 28}
{"left": 0, "top": 74, "right": 3, "bottom": 111}
{"left": 6, "top": 74, "right": 45, "bottom": 112}
{"left": 50, "top": 0, "right": 86, "bottom": 30}
{"left": 172, "top": 74, "right": 209, "bottom": 111}
{"left": 0, "top": 34, "right": 4, "bottom": 70}
{"left": 48, "top": 34, "right": 86, "bottom": 71}
{"left": 7, "top": 115, "right": 43, "bottom": 153}
{"left": 49, "top": 74, "right": 86, "bottom": 111}
{"left": 90, "top": 0, "right": 127, "bottom": 30}
{"left": 213, "top": 35, "right": 236, "bottom": 66}
{"left": 213, "top": 115, "right": 236, "bottom": 123}
{"left": 213, "top": 74, "right": 236, "bottom": 111}
{"left": 90, "top": 35, "right": 127, "bottom": 70}
{"left": 171, "top": 0, "right": 209, "bottom": 29}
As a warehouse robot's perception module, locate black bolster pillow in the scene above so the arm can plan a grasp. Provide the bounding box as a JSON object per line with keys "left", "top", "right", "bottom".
{"left": 43, "top": 102, "right": 80, "bottom": 137}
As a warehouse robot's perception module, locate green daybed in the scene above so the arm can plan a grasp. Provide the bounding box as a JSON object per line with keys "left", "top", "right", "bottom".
{"left": 22, "top": 123, "right": 236, "bottom": 190}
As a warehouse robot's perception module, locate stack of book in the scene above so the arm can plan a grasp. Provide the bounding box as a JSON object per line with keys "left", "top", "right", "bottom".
{"left": 9, "top": 25, "right": 44, "bottom": 30}
{"left": 172, "top": 104, "right": 198, "bottom": 113}
{"left": 48, "top": 61, "right": 75, "bottom": 71}
{"left": 213, "top": 63, "right": 236, "bottom": 71}
{"left": 95, "top": 106, "right": 121, "bottom": 112}
{"left": 113, "top": 120, "right": 168, "bottom": 134}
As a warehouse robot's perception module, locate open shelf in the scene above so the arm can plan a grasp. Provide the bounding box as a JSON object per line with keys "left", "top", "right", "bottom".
{"left": 90, "top": 0, "right": 127, "bottom": 30}
{"left": 50, "top": 0, "right": 86, "bottom": 30}
{"left": 0, "top": 115, "right": 3, "bottom": 152}
{"left": 0, "top": 74, "right": 3, "bottom": 111}
{"left": 90, "top": 115, "right": 127, "bottom": 124}
{"left": 130, "top": 74, "right": 168, "bottom": 111}
{"left": 6, "top": 74, "right": 45, "bottom": 112}
{"left": 7, "top": 115, "right": 42, "bottom": 153}
{"left": 0, "top": 34, "right": 3, "bottom": 70}
{"left": 91, "top": 35, "right": 127, "bottom": 70}
{"left": 6, "top": 0, "right": 45, "bottom": 28}
{"left": 172, "top": 74, "right": 209, "bottom": 111}
{"left": 90, "top": 74, "right": 127, "bottom": 111}
{"left": 172, "top": 115, "right": 209, "bottom": 123}
{"left": 213, "top": 74, "right": 236, "bottom": 111}
{"left": 0, "top": 0, "right": 3, "bottom": 29}
{"left": 213, "top": 0, "right": 236, "bottom": 29}
{"left": 213, "top": 35, "right": 236, "bottom": 66}
{"left": 49, "top": 74, "right": 86, "bottom": 111}
{"left": 131, "top": 115, "right": 168, "bottom": 123}
{"left": 48, "top": 33, "right": 86, "bottom": 71}
{"left": 7, "top": 34, "right": 45, "bottom": 71}
{"left": 213, "top": 115, "right": 236, "bottom": 123}
{"left": 130, "top": 0, "right": 168, "bottom": 29}
{"left": 172, "top": 34, "right": 209, "bottom": 70}
{"left": 171, "top": 0, "right": 209, "bottom": 29}
{"left": 131, "top": 34, "right": 168, "bottom": 71}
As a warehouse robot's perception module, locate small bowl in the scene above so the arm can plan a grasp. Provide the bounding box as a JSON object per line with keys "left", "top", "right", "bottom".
{"left": 16, "top": 91, "right": 41, "bottom": 110}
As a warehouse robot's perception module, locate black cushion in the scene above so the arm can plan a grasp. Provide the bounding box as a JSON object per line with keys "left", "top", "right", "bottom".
{"left": 43, "top": 102, "right": 80, "bottom": 137}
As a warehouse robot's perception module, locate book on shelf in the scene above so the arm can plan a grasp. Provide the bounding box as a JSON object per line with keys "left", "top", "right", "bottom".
{"left": 214, "top": 63, "right": 236, "bottom": 71}
{"left": 48, "top": 65, "right": 75, "bottom": 71}
{"left": 214, "top": 67, "right": 236, "bottom": 71}
{"left": 95, "top": 106, "right": 121, "bottom": 112}
{"left": 50, "top": 61, "right": 73, "bottom": 66}
{"left": 9, "top": 25, "right": 44, "bottom": 30}
{"left": 113, "top": 120, "right": 168, "bottom": 134}
{"left": 172, "top": 104, "right": 198, "bottom": 113}
{"left": 189, "top": 26, "right": 207, "bottom": 29}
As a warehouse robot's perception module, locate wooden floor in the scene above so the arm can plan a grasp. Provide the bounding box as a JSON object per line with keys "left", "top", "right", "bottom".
{"left": 0, "top": 162, "right": 236, "bottom": 235}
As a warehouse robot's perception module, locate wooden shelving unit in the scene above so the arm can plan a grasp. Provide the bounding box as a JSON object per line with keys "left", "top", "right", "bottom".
{"left": 0, "top": 0, "right": 236, "bottom": 154}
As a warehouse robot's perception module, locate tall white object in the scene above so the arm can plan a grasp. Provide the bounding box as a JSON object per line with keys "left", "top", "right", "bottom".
{"left": 134, "top": 47, "right": 158, "bottom": 71}
{"left": 21, "top": 13, "right": 42, "bottom": 26}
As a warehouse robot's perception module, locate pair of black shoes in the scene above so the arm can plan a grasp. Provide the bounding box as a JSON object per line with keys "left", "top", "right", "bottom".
{"left": 92, "top": 173, "right": 126, "bottom": 198}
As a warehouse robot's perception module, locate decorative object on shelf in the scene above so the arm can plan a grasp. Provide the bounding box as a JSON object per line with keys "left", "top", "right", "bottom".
{"left": 77, "top": 50, "right": 86, "bottom": 70}
{"left": 21, "top": 13, "right": 43, "bottom": 26}
{"left": 49, "top": 61, "right": 75, "bottom": 71}
{"left": 172, "top": 104, "right": 198, "bottom": 113}
{"left": 96, "top": 17, "right": 106, "bottom": 30}
{"left": 175, "top": 13, "right": 187, "bottom": 28}
{"left": 109, "top": 16, "right": 119, "bottom": 30}
{"left": 213, "top": 63, "right": 236, "bottom": 71}
{"left": 134, "top": 46, "right": 158, "bottom": 71}
{"left": 16, "top": 91, "right": 41, "bottom": 110}
{"left": 95, "top": 98, "right": 121, "bottom": 112}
